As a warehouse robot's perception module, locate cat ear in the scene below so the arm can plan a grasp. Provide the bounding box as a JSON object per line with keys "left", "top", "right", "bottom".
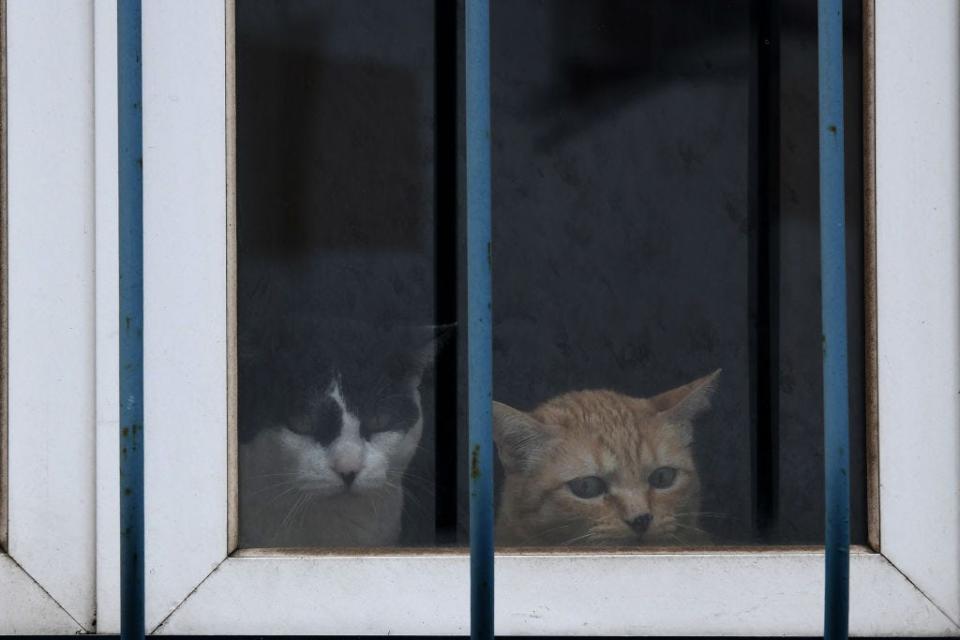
{"left": 493, "top": 401, "right": 554, "bottom": 473}
{"left": 408, "top": 323, "right": 456, "bottom": 380}
{"left": 650, "top": 369, "right": 721, "bottom": 430}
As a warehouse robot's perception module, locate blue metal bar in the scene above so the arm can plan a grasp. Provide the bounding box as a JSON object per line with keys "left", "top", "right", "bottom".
{"left": 466, "top": 1, "right": 494, "bottom": 639}
{"left": 818, "top": 1, "right": 850, "bottom": 638}
{"left": 118, "top": 1, "right": 145, "bottom": 639}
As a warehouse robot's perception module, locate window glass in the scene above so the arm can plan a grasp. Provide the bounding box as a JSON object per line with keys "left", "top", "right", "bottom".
{"left": 236, "top": 0, "right": 452, "bottom": 548}
{"left": 235, "top": 0, "right": 866, "bottom": 550}
{"left": 490, "top": 0, "right": 865, "bottom": 546}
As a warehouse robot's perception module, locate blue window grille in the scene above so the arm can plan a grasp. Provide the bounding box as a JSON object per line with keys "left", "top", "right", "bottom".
{"left": 118, "top": 1, "right": 145, "bottom": 639}
{"left": 818, "top": 0, "right": 851, "bottom": 638}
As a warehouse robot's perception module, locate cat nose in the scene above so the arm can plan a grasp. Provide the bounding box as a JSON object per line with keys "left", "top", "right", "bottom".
{"left": 339, "top": 471, "right": 357, "bottom": 487}
{"left": 627, "top": 514, "right": 653, "bottom": 535}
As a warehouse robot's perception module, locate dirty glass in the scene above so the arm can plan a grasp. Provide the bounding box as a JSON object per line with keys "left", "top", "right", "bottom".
{"left": 235, "top": 0, "right": 866, "bottom": 550}
{"left": 235, "top": 0, "right": 452, "bottom": 548}
{"left": 489, "top": 0, "right": 866, "bottom": 547}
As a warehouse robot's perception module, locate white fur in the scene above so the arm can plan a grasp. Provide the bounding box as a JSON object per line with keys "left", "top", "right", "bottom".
{"left": 238, "top": 379, "right": 424, "bottom": 548}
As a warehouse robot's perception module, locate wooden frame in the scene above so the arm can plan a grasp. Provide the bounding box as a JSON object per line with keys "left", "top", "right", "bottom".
{"left": 81, "top": 0, "right": 960, "bottom": 635}
{"left": 0, "top": 0, "right": 97, "bottom": 632}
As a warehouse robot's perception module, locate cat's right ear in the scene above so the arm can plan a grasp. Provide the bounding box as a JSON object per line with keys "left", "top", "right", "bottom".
{"left": 493, "top": 401, "right": 553, "bottom": 473}
{"left": 650, "top": 369, "right": 721, "bottom": 442}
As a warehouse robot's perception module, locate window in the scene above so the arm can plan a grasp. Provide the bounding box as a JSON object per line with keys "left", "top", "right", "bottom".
{"left": 127, "top": 1, "right": 957, "bottom": 635}
{"left": 1, "top": 0, "right": 958, "bottom": 636}
{"left": 233, "top": 0, "right": 866, "bottom": 553}
{"left": 487, "top": 0, "right": 868, "bottom": 547}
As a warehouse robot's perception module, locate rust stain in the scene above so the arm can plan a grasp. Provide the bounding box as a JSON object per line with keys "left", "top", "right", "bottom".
{"left": 471, "top": 443, "right": 481, "bottom": 480}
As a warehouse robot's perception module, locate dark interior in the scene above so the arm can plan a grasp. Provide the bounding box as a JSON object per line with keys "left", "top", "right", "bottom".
{"left": 235, "top": 0, "right": 867, "bottom": 547}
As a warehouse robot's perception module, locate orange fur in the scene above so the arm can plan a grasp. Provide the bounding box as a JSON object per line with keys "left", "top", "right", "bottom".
{"left": 494, "top": 371, "right": 719, "bottom": 547}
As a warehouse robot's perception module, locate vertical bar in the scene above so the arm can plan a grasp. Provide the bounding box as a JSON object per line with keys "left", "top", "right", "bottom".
{"left": 465, "top": 0, "right": 493, "bottom": 639}
{"left": 748, "top": 0, "right": 782, "bottom": 543}
{"left": 818, "top": 0, "right": 850, "bottom": 638}
{"left": 118, "top": 1, "right": 145, "bottom": 639}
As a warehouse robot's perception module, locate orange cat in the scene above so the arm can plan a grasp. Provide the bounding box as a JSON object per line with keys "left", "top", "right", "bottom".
{"left": 493, "top": 370, "right": 719, "bottom": 547}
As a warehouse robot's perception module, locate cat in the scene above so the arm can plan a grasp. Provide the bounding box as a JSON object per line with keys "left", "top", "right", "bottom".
{"left": 492, "top": 370, "right": 719, "bottom": 547}
{"left": 238, "top": 316, "right": 445, "bottom": 548}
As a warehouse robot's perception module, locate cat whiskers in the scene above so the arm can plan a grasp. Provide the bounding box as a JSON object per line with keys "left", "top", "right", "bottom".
{"left": 666, "top": 532, "right": 685, "bottom": 545}
{"left": 390, "top": 481, "right": 434, "bottom": 516}
{"left": 293, "top": 493, "right": 319, "bottom": 531}
{"left": 383, "top": 470, "right": 436, "bottom": 516}
{"left": 533, "top": 521, "right": 589, "bottom": 545}
{"left": 278, "top": 491, "right": 312, "bottom": 533}
{"left": 251, "top": 480, "right": 302, "bottom": 500}
{"left": 558, "top": 530, "right": 602, "bottom": 546}
{"left": 278, "top": 488, "right": 337, "bottom": 536}
{"left": 671, "top": 521, "right": 710, "bottom": 536}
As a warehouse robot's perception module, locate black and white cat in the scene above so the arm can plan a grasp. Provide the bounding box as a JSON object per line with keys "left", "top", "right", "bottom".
{"left": 238, "top": 316, "right": 445, "bottom": 548}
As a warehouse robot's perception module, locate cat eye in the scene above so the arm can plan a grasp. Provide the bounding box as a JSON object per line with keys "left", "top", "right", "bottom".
{"left": 648, "top": 466, "right": 678, "bottom": 489}
{"left": 364, "top": 413, "right": 405, "bottom": 435}
{"left": 363, "top": 395, "right": 420, "bottom": 436}
{"left": 566, "top": 476, "right": 608, "bottom": 499}
{"left": 297, "top": 399, "right": 343, "bottom": 446}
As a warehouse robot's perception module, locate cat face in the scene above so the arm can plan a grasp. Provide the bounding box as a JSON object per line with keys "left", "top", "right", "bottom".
{"left": 239, "top": 318, "right": 441, "bottom": 498}
{"left": 493, "top": 370, "right": 719, "bottom": 547}
{"left": 269, "top": 373, "right": 425, "bottom": 497}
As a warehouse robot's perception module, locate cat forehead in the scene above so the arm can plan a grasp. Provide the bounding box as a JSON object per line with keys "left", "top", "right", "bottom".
{"left": 319, "top": 366, "right": 412, "bottom": 394}
{"left": 548, "top": 431, "right": 691, "bottom": 481}
{"left": 533, "top": 390, "right": 659, "bottom": 431}
{"left": 531, "top": 391, "right": 692, "bottom": 460}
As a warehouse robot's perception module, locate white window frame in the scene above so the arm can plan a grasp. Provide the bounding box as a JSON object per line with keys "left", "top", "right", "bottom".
{"left": 0, "top": 1, "right": 97, "bottom": 633}
{"left": 88, "top": 0, "right": 960, "bottom": 635}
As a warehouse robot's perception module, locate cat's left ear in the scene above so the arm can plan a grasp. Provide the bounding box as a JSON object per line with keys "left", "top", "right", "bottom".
{"left": 409, "top": 323, "right": 457, "bottom": 380}
{"left": 493, "top": 401, "right": 554, "bottom": 473}
{"left": 650, "top": 369, "right": 721, "bottom": 437}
